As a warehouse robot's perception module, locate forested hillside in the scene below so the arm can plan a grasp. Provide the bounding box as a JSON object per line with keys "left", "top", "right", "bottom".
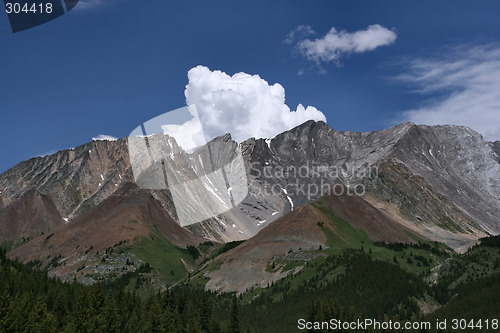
{"left": 2, "top": 237, "right": 500, "bottom": 332}
{"left": 0, "top": 247, "right": 241, "bottom": 333}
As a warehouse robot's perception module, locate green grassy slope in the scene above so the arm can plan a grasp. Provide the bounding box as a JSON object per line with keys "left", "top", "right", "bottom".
{"left": 313, "top": 201, "right": 451, "bottom": 275}
{"left": 128, "top": 224, "right": 196, "bottom": 284}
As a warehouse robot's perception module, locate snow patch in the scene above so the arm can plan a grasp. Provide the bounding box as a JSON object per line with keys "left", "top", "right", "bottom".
{"left": 215, "top": 217, "right": 227, "bottom": 228}
{"left": 202, "top": 181, "right": 227, "bottom": 207}
{"left": 265, "top": 137, "right": 274, "bottom": 150}
{"left": 282, "top": 188, "right": 294, "bottom": 210}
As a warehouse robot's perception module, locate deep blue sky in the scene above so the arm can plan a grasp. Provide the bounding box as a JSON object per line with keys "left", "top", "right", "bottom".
{"left": 1, "top": 0, "right": 500, "bottom": 173}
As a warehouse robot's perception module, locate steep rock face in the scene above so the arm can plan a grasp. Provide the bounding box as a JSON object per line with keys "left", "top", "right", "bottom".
{"left": 363, "top": 159, "right": 485, "bottom": 252}
{"left": 387, "top": 124, "right": 500, "bottom": 234}
{"left": 235, "top": 121, "right": 499, "bottom": 250}
{"left": 230, "top": 121, "right": 410, "bottom": 239}
{"left": 492, "top": 141, "right": 500, "bottom": 160}
{"left": 128, "top": 132, "right": 253, "bottom": 242}
{"left": 0, "top": 139, "right": 132, "bottom": 221}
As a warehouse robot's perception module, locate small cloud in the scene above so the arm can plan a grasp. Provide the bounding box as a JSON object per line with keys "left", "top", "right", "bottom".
{"left": 393, "top": 43, "right": 500, "bottom": 142}
{"left": 92, "top": 134, "right": 118, "bottom": 141}
{"left": 76, "top": 0, "right": 102, "bottom": 9}
{"left": 292, "top": 24, "right": 397, "bottom": 67}
{"left": 283, "top": 25, "right": 315, "bottom": 45}
{"left": 185, "top": 66, "right": 326, "bottom": 143}
{"left": 74, "top": 0, "right": 127, "bottom": 11}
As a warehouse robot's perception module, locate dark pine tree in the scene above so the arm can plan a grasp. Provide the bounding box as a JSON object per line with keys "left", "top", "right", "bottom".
{"left": 229, "top": 295, "right": 240, "bottom": 333}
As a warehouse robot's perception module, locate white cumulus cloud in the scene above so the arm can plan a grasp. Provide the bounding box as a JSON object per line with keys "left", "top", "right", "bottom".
{"left": 395, "top": 44, "right": 500, "bottom": 142}
{"left": 184, "top": 66, "right": 326, "bottom": 143}
{"left": 295, "top": 24, "right": 397, "bottom": 65}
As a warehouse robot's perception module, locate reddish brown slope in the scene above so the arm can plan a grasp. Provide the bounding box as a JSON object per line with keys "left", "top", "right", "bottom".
{"left": 9, "top": 182, "right": 205, "bottom": 263}
{"left": 204, "top": 191, "right": 427, "bottom": 294}
{"left": 0, "top": 189, "right": 65, "bottom": 244}
{"left": 317, "top": 189, "right": 423, "bottom": 243}
{"left": 205, "top": 204, "right": 328, "bottom": 293}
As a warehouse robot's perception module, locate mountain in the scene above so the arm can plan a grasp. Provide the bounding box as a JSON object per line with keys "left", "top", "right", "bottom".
{"left": 1, "top": 120, "right": 499, "bottom": 283}
{"left": 0, "top": 139, "right": 132, "bottom": 240}
{"left": 8, "top": 182, "right": 206, "bottom": 282}
{"left": 240, "top": 121, "right": 497, "bottom": 250}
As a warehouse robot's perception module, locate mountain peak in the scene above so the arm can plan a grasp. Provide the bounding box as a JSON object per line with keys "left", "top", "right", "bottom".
{"left": 492, "top": 141, "right": 500, "bottom": 157}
